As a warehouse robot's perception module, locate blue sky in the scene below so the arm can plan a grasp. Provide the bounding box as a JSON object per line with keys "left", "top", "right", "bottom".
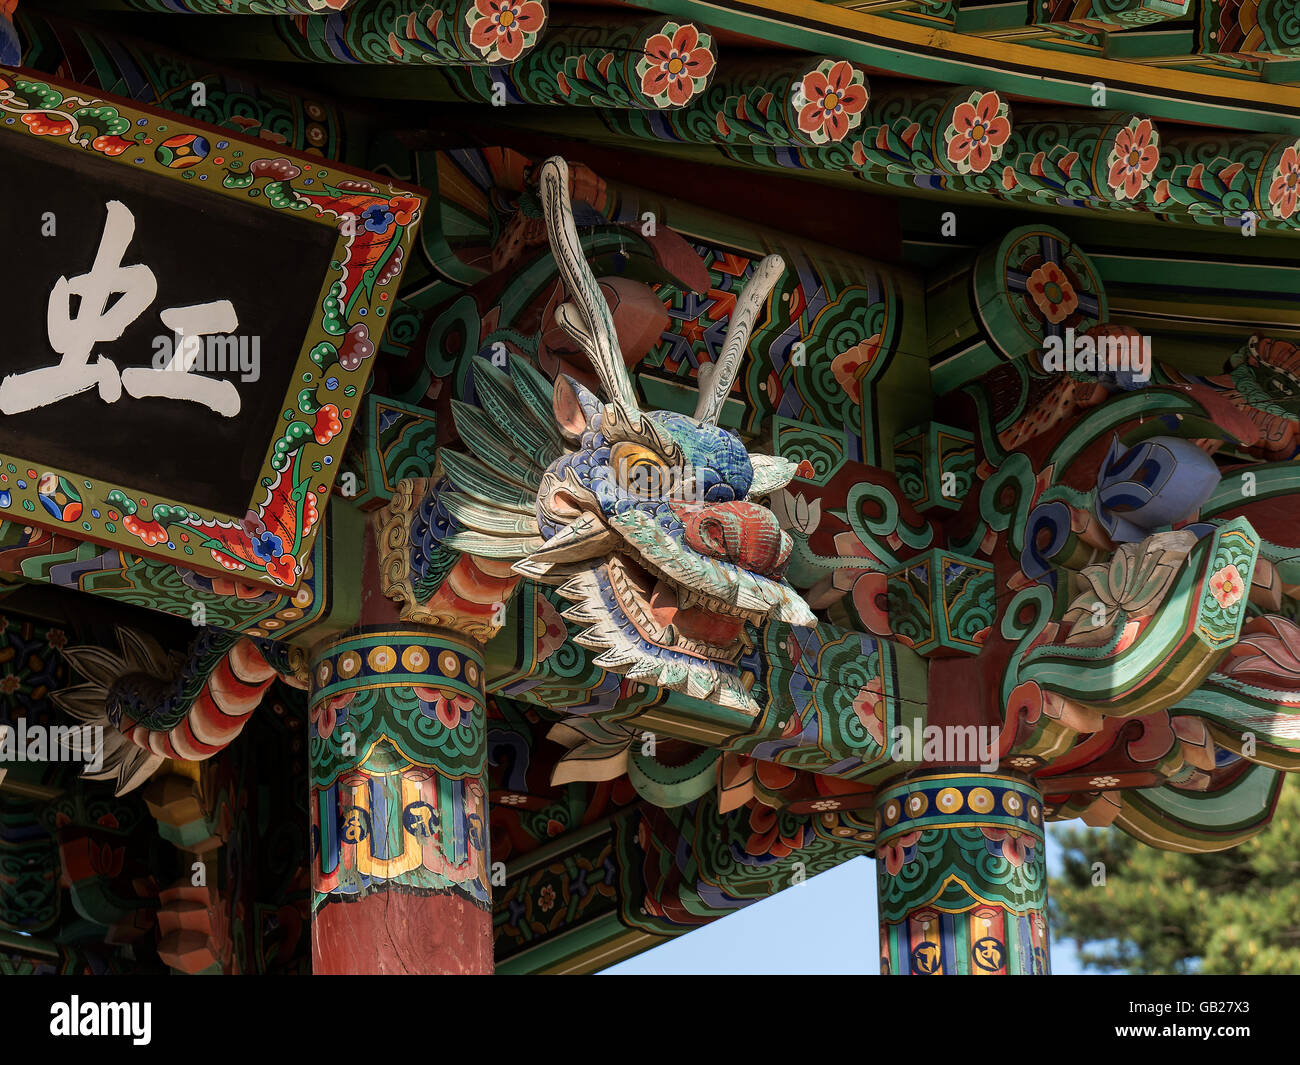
{"left": 603, "top": 841, "right": 1090, "bottom": 975}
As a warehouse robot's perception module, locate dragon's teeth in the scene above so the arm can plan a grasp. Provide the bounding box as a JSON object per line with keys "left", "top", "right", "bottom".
{"left": 594, "top": 648, "right": 638, "bottom": 669}
{"left": 626, "top": 659, "right": 663, "bottom": 681}
{"left": 562, "top": 603, "right": 600, "bottom": 623}
{"left": 687, "top": 667, "right": 717, "bottom": 699}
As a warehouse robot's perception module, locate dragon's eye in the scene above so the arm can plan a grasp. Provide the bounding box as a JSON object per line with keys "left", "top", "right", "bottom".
{"left": 610, "top": 442, "right": 672, "bottom": 497}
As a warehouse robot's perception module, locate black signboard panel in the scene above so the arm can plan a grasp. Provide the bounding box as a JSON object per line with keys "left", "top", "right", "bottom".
{"left": 0, "top": 69, "right": 424, "bottom": 591}
{"left": 0, "top": 130, "right": 337, "bottom": 516}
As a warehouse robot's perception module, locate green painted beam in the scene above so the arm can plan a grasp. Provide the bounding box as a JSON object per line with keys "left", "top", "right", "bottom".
{"left": 611, "top": 0, "right": 1300, "bottom": 134}
{"left": 1264, "top": 60, "right": 1300, "bottom": 84}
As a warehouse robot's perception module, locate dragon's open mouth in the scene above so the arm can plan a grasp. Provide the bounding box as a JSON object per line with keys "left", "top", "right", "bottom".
{"left": 509, "top": 502, "right": 815, "bottom": 712}
{"left": 606, "top": 553, "right": 758, "bottom": 663}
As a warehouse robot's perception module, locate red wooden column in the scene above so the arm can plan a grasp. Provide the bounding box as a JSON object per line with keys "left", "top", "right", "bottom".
{"left": 308, "top": 523, "right": 496, "bottom": 974}
{"left": 308, "top": 623, "right": 492, "bottom": 974}
{"left": 309, "top": 622, "right": 492, "bottom": 974}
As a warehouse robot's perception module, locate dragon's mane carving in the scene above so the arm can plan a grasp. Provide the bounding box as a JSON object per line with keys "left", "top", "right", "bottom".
{"left": 441, "top": 156, "right": 815, "bottom": 713}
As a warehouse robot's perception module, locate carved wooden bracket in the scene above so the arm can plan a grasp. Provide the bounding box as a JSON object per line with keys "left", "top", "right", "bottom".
{"left": 376, "top": 477, "right": 521, "bottom": 643}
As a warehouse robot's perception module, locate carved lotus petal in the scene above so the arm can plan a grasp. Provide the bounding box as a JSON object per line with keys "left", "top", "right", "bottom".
{"left": 1073, "top": 529, "right": 1197, "bottom": 618}
{"left": 1220, "top": 615, "right": 1300, "bottom": 687}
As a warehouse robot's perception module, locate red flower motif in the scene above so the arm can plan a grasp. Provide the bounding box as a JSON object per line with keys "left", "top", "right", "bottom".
{"left": 21, "top": 113, "right": 74, "bottom": 137}
{"left": 1107, "top": 118, "right": 1159, "bottom": 201}
{"left": 946, "top": 91, "right": 1011, "bottom": 175}
{"left": 1209, "top": 564, "right": 1245, "bottom": 610}
{"left": 415, "top": 686, "right": 478, "bottom": 729}
{"left": 880, "top": 830, "right": 921, "bottom": 876}
{"left": 831, "top": 333, "right": 882, "bottom": 404}
{"left": 309, "top": 692, "right": 353, "bottom": 741}
{"left": 313, "top": 403, "right": 342, "bottom": 445}
{"left": 744, "top": 803, "right": 804, "bottom": 859}
{"left": 797, "top": 61, "right": 868, "bottom": 144}
{"left": 124, "top": 514, "right": 169, "bottom": 547}
{"left": 312, "top": 705, "right": 334, "bottom": 738}
{"left": 92, "top": 135, "right": 134, "bottom": 157}
{"left": 1269, "top": 143, "right": 1300, "bottom": 221}
{"left": 850, "top": 677, "right": 886, "bottom": 747}
{"left": 468, "top": 0, "right": 545, "bottom": 62}
{"left": 1025, "top": 262, "right": 1079, "bottom": 325}
{"left": 640, "top": 24, "right": 715, "bottom": 106}
{"left": 535, "top": 595, "right": 567, "bottom": 659}
{"left": 981, "top": 826, "right": 1035, "bottom": 867}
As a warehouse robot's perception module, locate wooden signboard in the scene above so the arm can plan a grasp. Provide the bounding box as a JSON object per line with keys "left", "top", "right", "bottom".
{"left": 0, "top": 67, "right": 425, "bottom": 591}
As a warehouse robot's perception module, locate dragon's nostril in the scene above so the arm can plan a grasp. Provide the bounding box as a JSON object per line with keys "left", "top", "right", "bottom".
{"left": 678, "top": 501, "right": 792, "bottom": 576}
{"left": 698, "top": 517, "right": 727, "bottom": 554}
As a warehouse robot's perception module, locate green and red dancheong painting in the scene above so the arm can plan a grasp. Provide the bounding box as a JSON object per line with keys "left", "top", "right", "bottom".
{"left": 1, "top": 0, "right": 1300, "bottom": 985}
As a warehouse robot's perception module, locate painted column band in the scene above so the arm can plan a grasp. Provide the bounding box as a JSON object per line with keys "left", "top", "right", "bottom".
{"left": 874, "top": 771, "right": 1048, "bottom": 975}
{"left": 309, "top": 626, "right": 489, "bottom": 911}
{"left": 876, "top": 771, "right": 1045, "bottom": 843}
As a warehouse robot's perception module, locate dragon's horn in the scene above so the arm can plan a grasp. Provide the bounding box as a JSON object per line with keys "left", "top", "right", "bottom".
{"left": 539, "top": 157, "right": 640, "bottom": 416}
{"left": 694, "top": 254, "right": 784, "bottom": 426}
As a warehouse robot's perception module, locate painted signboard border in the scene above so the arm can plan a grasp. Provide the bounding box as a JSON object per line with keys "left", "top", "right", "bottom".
{"left": 0, "top": 65, "right": 426, "bottom": 592}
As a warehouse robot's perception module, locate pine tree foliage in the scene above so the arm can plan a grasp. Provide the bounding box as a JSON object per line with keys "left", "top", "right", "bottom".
{"left": 1050, "top": 779, "right": 1300, "bottom": 974}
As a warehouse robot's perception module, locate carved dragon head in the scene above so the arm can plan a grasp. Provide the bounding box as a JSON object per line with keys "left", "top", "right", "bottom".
{"left": 441, "top": 157, "right": 814, "bottom": 713}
